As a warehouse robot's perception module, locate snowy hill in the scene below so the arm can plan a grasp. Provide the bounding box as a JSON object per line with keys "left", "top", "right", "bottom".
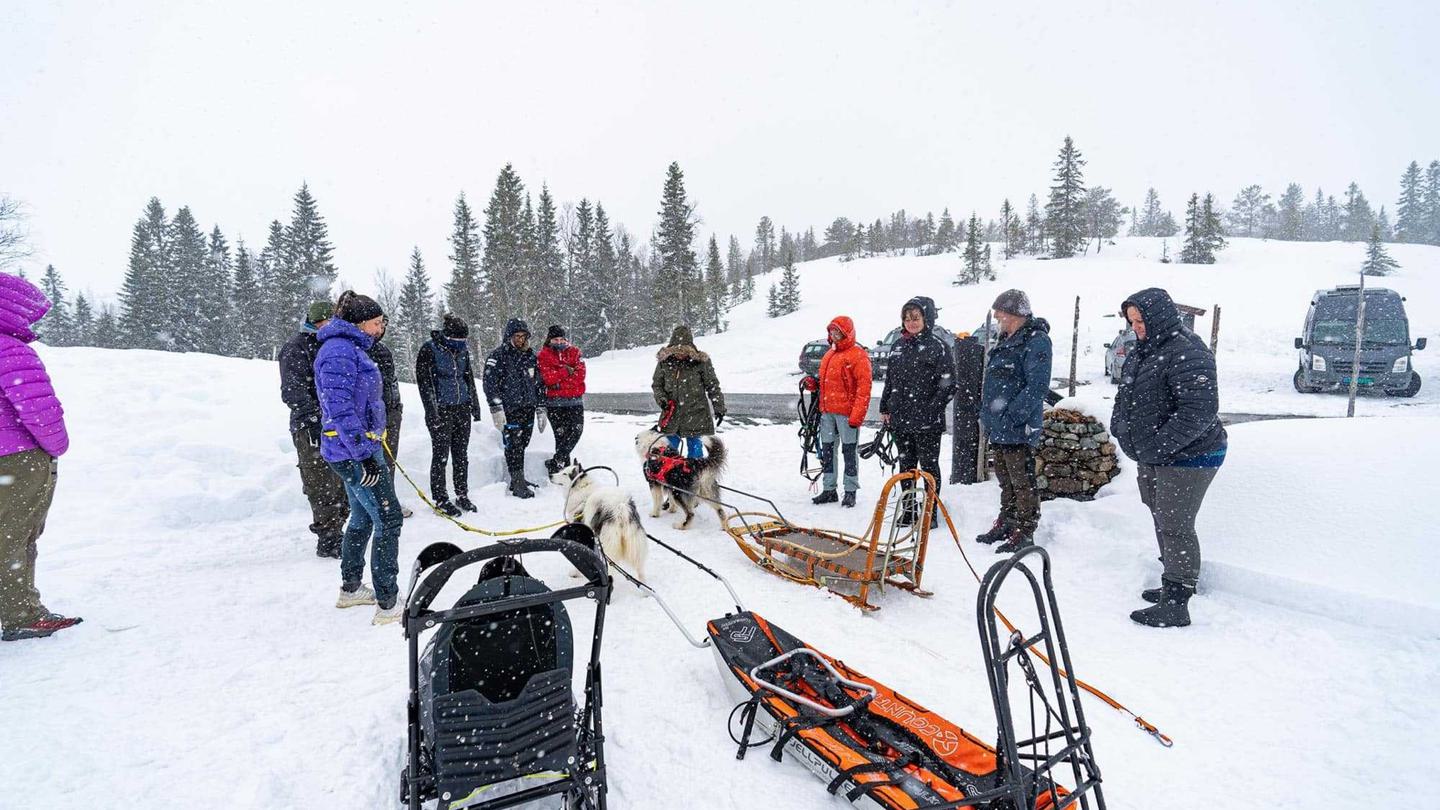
{"left": 588, "top": 237, "right": 1440, "bottom": 416}
{"left": 3, "top": 345, "right": 1438, "bottom": 808}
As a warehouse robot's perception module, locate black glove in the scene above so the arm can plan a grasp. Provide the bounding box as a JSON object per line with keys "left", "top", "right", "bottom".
{"left": 715, "top": 412, "right": 726, "bottom": 426}
{"left": 360, "top": 457, "right": 383, "bottom": 487}
{"left": 305, "top": 423, "right": 322, "bottom": 448}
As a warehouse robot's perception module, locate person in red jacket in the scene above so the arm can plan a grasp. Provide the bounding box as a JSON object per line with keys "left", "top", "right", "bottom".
{"left": 537, "top": 325, "right": 587, "bottom": 474}
{"left": 813, "top": 315, "right": 873, "bottom": 508}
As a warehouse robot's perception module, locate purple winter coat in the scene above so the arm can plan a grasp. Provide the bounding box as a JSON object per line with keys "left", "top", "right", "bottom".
{"left": 314, "top": 318, "right": 387, "bottom": 463}
{"left": 0, "top": 273, "right": 68, "bottom": 459}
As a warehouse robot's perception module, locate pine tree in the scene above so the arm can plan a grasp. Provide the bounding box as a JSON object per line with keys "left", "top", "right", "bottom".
{"left": 568, "top": 198, "right": 601, "bottom": 343}
{"left": 202, "top": 226, "right": 233, "bottom": 354}
{"left": 518, "top": 193, "right": 539, "bottom": 327}
{"left": 1024, "top": 195, "right": 1044, "bottom": 254}
{"left": 1180, "top": 193, "right": 1208, "bottom": 264}
{"left": 777, "top": 252, "right": 801, "bottom": 315}
{"left": 704, "top": 235, "right": 727, "bottom": 333}
{"left": 1376, "top": 206, "right": 1393, "bottom": 240}
{"left": 1340, "top": 182, "right": 1375, "bottom": 242}
{"left": 481, "top": 165, "right": 527, "bottom": 337}
{"left": 166, "top": 206, "right": 208, "bottom": 352}
{"left": 1226, "top": 185, "right": 1272, "bottom": 238}
{"left": 983, "top": 243, "right": 995, "bottom": 280}
{"left": 754, "top": 217, "right": 776, "bottom": 273}
{"left": 446, "top": 191, "right": 484, "bottom": 341}
{"left": 119, "top": 197, "right": 169, "bottom": 349}
{"left": 1133, "top": 188, "right": 1164, "bottom": 236}
{"left": 1394, "top": 161, "right": 1426, "bottom": 243}
{"left": 533, "top": 186, "right": 564, "bottom": 324}
{"left": 766, "top": 283, "right": 781, "bottom": 318}
{"left": 286, "top": 183, "right": 337, "bottom": 303}
{"left": 652, "top": 162, "right": 699, "bottom": 333}
{"left": 1423, "top": 161, "right": 1440, "bottom": 245}
{"left": 847, "top": 223, "right": 865, "bottom": 260}
{"left": 37, "top": 265, "right": 70, "bottom": 344}
{"left": 591, "top": 204, "right": 619, "bottom": 350}
{"left": 1083, "top": 187, "right": 1125, "bottom": 253}
{"left": 71, "top": 292, "right": 94, "bottom": 346}
{"left": 259, "top": 219, "right": 294, "bottom": 357}
{"left": 725, "top": 235, "right": 744, "bottom": 286}
{"left": 230, "top": 238, "right": 264, "bottom": 358}
{"left": 93, "top": 305, "right": 120, "bottom": 349}
{"left": 915, "top": 212, "right": 936, "bottom": 255}
{"left": 1201, "top": 193, "right": 1226, "bottom": 259}
{"left": 823, "top": 218, "right": 856, "bottom": 257}
{"left": 958, "top": 214, "right": 985, "bottom": 285}
{"left": 1275, "top": 183, "right": 1305, "bottom": 240}
{"left": 999, "top": 199, "right": 1017, "bottom": 259}
{"left": 868, "top": 218, "right": 887, "bottom": 255}
{"left": 395, "top": 247, "right": 434, "bottom": 379}
{"left": 1361, "top": 224, "right": 1400, "bottom": 276}
{"left": 1045, "top": 136, "right": 1087, "bottom": 258}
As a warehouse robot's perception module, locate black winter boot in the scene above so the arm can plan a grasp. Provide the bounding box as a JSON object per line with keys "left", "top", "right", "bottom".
{"left": 1130, "top": 581, "right": 1193, "bottom": 628}
{"left": 455, "top": 497, "right": 477, "bottom": 513}
{"left": 841, "top": 491, "right": 856, "bottom": 508}
{"left": 434, "top": 498, "right": 462, "bottom": 517}
{"left": 509, "top": 477, "right": 535, "bottom": 499}
{"left": 994, "top": 527, "right": 1034, "bottom": 555}
{"left": 316, "top": 535, "right": 342, "bottom": 559}
{"left": 1141, "top": 586, "right": 1164, "bottom": 604}
{"left": 975, "top": 519, "right": 1009, "bottom": 545}
{"left": 812, "top": 490, "right": 839, "bottom": 505}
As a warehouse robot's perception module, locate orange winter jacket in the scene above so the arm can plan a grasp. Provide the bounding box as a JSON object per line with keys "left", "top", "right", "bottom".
{"left": 818, "top": 316, "right": 873, "bottom": 427}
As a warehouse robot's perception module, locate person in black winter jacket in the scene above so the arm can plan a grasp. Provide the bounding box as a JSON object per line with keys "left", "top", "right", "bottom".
{"left": 1111, "top": 288, "right": 1227, "bottom": 628}
{"left": 278, "top": 301, "right": 349, "bottom": 557}
{"left": 416, "top": 314, "right": 483, "bottom": 516}
{"left": 483, "top": 318, "right": 546, "bottom": 499}
{"left": 878, "top": 297, "right": 956, "bottom": 527}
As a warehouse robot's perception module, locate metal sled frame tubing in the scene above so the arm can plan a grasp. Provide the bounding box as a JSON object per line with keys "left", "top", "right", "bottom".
{"left": 659, "top": 478, "right": 797, "bottom": 538}
{"left": 601, "top": 528, "right": 746, "bottom": 649}
{"left": 403, "top": 538, "right": 611, "bottom": 810}
{"left": 978, "top": 546, "right": 1105, "bottom": 810}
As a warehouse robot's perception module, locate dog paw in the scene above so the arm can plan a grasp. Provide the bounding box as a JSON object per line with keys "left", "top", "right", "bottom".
{"left": 649, "top": 509, "right": 661, "bottom": 518}
{"left": 673, "top": 520, "right": 691, "bottom": 531}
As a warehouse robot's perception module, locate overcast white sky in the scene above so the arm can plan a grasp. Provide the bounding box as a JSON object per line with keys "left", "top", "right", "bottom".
{"left": 2, "top": 0, "right": 1436, "bottom": 300}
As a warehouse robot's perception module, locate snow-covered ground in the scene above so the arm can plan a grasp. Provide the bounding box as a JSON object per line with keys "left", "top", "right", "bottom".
{"left": 3, "top": 345, "right": 1437, "bottom": 809}
{"left": 588, "top": 237, "right": 1440, "bottom": 418}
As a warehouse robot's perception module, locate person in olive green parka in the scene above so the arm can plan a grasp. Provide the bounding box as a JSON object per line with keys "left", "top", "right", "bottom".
{"left": 651, "top": 325, "right": 726, "bottom": 437}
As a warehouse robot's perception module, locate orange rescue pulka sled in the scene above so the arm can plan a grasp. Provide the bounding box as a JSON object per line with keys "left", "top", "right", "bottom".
{"left": 722, "top": 469, "right": 937, "bottom": 611}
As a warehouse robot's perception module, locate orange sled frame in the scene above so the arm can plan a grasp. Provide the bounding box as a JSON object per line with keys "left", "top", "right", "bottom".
{"left": 722, "top": 470, "right": 938, "bottom": 611}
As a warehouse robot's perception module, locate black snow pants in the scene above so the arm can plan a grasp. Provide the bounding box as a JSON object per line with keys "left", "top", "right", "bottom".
{"left": 547, "top": 405, "right": 584, "bottom": 467}
{"left": 427, "top": 405, "right": 472, "bottom": 500}
{"left": 895, "top": 430, "right": 943, "bottom": 498}
{"left": 503, "top": 406, "right": 536, "bottom": 480}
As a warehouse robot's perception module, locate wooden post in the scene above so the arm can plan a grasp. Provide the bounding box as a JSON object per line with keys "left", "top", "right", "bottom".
{"left": 1209, "top": 305, "right": 1221, "bottom": 354}
{"left": 1069, "top": 295, "right": 1080, "bottom": 398}
{"left": 1347, "top": 273, "right": 1367, "bottom": 418}
{"left": 976, "top": 311, "right": 993, "bottom": 482}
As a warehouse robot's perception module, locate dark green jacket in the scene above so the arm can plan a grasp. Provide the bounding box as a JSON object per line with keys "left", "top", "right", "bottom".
{"left": 651, "top": 344, "right": 726, "bottom": 437}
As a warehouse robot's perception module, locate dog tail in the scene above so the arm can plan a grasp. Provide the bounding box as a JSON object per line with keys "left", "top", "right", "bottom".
{"left": 704, "top": 436, "right": 728, "bottom": 473}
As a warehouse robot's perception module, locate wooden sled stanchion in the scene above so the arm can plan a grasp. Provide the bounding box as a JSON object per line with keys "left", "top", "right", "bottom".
{"left": 722, "top": 470, "right": 936, "bottom": 611}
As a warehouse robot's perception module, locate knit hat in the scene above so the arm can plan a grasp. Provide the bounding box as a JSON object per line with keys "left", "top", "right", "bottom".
{"left": 667, "top": 325, "right": 695, "bottom": 347}
{"left": 337, "top": 294, "right": 383, "bottom": 324}
{"left": 442, "top": 313, "right": 469, "bottom": 339}
{"left": 546, "top": 324, "right": 567, "bottom": 342}
{"left": 306, "top": 301, "right": 333, "bottom": 324}
{"left": 992, "top": 289, "right": 1032, "bottom": 317}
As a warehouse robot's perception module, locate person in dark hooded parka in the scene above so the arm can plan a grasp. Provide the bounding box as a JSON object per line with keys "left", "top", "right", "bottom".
{"left": 878, "top": 296, "right": 956, "bottom": 527}
{"left": 483, "top": 318, "right": 546, "bottom": 499}
{"left": 416, "top": 314, "right": 483, "bottom": 516}
{"left": 1111, "top": 287, "right": 1226, "bottom": 628}
{"left": 651, "top": 325, "right": 726, "bottom": 438}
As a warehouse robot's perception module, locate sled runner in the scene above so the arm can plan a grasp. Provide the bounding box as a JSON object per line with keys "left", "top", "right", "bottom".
{"left": 722, "top": 469, "right": 936, "bottom": 611}
{"left": 709, "top": 546, "right": 1105, "bottom": 809}
{"left": 399, "top": 532, "right": 610, "bottom": 810}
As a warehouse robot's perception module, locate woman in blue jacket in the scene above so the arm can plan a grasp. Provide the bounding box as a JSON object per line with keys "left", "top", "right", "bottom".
{"left": 1111, "top": 288, "right": 1226, "bottom": 628}
{"left": 315, "top": 294, "right": 403, "bottom": 625}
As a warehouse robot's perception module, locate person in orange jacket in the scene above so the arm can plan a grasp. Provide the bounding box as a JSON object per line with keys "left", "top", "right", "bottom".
{"left": 813, "top": 316, "right": 873, "bottom": 507}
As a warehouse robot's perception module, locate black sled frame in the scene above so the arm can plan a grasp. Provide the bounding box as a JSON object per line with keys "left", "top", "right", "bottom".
{"left": 979, "top": 545, "right": 1106, "bottom": 810}
{"left": 400, "top": 538, "right": 611, "bottom": 810}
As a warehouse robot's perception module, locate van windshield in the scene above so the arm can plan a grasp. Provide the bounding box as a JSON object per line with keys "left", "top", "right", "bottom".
{"left": 1312, "top": 319, "right": 1409, "bottom": 346}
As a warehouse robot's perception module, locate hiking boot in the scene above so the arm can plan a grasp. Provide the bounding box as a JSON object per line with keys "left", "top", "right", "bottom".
{"left": 1141, "top": 587, "right": 1164, "bottom": 604}
{"left": 841, "top": 491, "right": 857, "bottom": 508}
{"left": 994, "top": 527, "right": 1035, "bottom": 555}
{"left": 372, "top": 601, "right": 403, "bottom": 626}
{"left": 1130, "top": 581, "right": 1193, "bottom": 628}
{"left": 509, "top": 479, "right": 535, "bottom": 499}
{"left": 2, "top": 614, "right": 83, "bottom": 641}
{"left": 974, "top": 519, "right": 1009, "bottom": 546}
{"left": 336, "top": 584, "right": 376, "bottom": 609}
{"left": 455, "top": 497, "right": 478, "bottom": 513}
{"left": 812, "top": 490, "right": 839, "bottom": 505}
{"left": 434, "top": 499, "right": 462, "bottom": 517}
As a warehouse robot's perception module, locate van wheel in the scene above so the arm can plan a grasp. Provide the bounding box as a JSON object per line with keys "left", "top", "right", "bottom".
{"left": 1293, "top": 368, "right": 1319, "bottom": 394}
{"left": 1386, "top": 372, "right": 1422, "bottom": 398}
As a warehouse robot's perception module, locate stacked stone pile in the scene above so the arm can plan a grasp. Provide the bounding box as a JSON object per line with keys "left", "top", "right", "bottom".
{"left": 1034, "top": 408, "right": 1119, "bottom": 500}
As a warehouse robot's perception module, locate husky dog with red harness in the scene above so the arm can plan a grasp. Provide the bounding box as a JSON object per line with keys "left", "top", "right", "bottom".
{"left": 635, "top": 426, "right": 728, "bottom": 530}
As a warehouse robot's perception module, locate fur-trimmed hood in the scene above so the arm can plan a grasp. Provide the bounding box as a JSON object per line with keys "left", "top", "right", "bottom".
{"left": 656, "top": 343, "right": 710, "bottom": 363}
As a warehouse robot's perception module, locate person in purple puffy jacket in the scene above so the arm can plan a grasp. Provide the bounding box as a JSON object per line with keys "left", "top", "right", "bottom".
{"left": 0, "top": 272, "right": 82, "bottom": 641}
{"left": 314, "top": 293, "right": 403, "bottom": 625}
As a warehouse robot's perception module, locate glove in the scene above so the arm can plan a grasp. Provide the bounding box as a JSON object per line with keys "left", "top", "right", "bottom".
{"left": 304, "top": 423, "right": 322, "bottom": 448}
{"left": 491, "top": 409, "right": 505, "bottom": 431}
{"left": 359, "top": 457, "right": 383, "bottom": 488}
{"left": 472, "top": 410, "right": 483, "bottom": 423}
{"left": 715, "top": 412, "right": 726, "bottom": 426}
{"left": 537, "top": 408, "right": 547, "bottom": 434}
{"left": 881, "top": 413, "right": 891, "bottom": 425}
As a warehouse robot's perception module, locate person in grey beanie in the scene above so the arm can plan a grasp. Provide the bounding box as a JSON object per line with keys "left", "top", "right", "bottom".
{"left": 977, "top": 289, "right": 1053, "bottom": 554}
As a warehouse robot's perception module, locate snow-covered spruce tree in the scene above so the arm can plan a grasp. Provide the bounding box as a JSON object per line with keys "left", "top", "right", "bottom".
{"left": 778, "top": 227, "right": 795, "bottom": 266}
{"left": 1226, "top": 185, "right": 1272, "bottom": 239}
{"left": 286, "top": 183, "right": 337, "bottom": 306}
{"left": 1083, "top": 187, "right": 1125, "bottom": 254}
{"left": 824, "top": 217, "right": 855, "bottom": 259}
{"left": 868, "top": 218, "right": 887, "bottom": 256}
{"left": 1179, "top": 193, "right": 1208, "bottom": 264}
{"left": 165, "top": 206, "right": 208, "bottom": 352}
{"left": 999, "top": 199, "right": 1017, "bottom": 259}
{"left": 1362, "top": 225, "right": 1400, "bottom": 276}
{"left": 1340, "top": 182, "right": 1376, "bottom": 242}
{"left": 704, "top": 235, "right": 727, "bottom": 334}
{"left": 589, "top": 204, "right": 619, "bottom": 351}
{"left": 1132, "top": 188, "right": 1162, "bottom": 236}
{"left": 934, "top": 210, "right": 955, "bottom": 254}
{"left": 394, "top": 247, "right": 433, "bottom": 380}
{"left": 37, "top": 264, "right": 70, "bottom": 344}
{"left": 1423, "top": 161, "right": 1440, "bottom": 245}
{"left": 119, "top": 197, "right": 169, "bottom": 349}
{"left": 229, "top": 238, "right": 265, "bottom": 358}
{"left": 1024, "top": 195, "right": 1045, "bottom": 254}
{"left": 568, "top": 198, "right": 601, "bottom": 344}
{"left": 203, "top": 226, "right": 233, "bottom": 355}
{"left": 533, "top": 186, "right": 565, "bottom": 326}
{"left": 958, "top": 213, "right": 985, "bottom": 285}
{"left": 1045, "top": 136, "right": 1087, "bottom": 258}
{"left": 93, "top": 305, "right": 120, "bottom": 349}
{"left": 258, "top": 219, "right": 292, "bottom": 356}
{"left": 1394, "top": 162, "right": 1425, "bottom": 243}
{"left": 984, "top": 243, "right": 995, "bottom": 280}
{"left": 915, "top": 212, "right": 936, "bottom": 255}
{"left": 1377, "top": 206, "right": 1393, "bottom": 240}
{"left": 1201, "top": 193, "right": 1226, "bottom": 259}
{"left": 1275, "top": 183, "right": 1305, "bottom": 241}
{"left": 778, "top": 252, "right": 801, "bottom": 315}
{"left": 518, "top": 193, "right": 539, "bottom": 327}
{"left": 481, "top": 165, "right": 527, "bottom": 338}
{"left": 444, "top": 192, "right": 483, "bottom": 343}
{"left": 71, "top": 292, "right": 93, "bottom": 346}
{"left": 754, "top": 216, "right": 775, "bottom": 274}
{"left": 652, "top": 162, "right": 699, "bottom": 333}
{"left": 726, "top": 234, "right": 744, "bottom": 287}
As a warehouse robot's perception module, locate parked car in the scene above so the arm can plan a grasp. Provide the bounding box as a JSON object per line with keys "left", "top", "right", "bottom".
{"left": 1292, "top": 285, "right": 1425, "bottom": 397}
{"left": 798, "top": 339, "right": 829, "bottom": 377}
{"left": 1103, "top": 327, "right": 1137, "bottom": 384}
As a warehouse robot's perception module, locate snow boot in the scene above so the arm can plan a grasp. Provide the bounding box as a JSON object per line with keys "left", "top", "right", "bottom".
{"left": 1141, "top": 586, "right": 1164, "bottom": 604}
{"left": 841, "top": 491, "right": 857, "bottom": 508}
{"left": 316, "top": 534, "right": 342, "bottom": 558}
{"left": 1, "top": 614, "right": 82, "bottom": 641}
{"left": 372, "top": 601, "right": 402, "bottom": 626}
{"left": 974, "top": 519, "right": 1009, "bottom": 546}
{"left": 509, "top": 477, "right": 535, "bottom": 499}
{"left": 1130, "top": 581, "right": 1193, "bottom": 628}
{"left": 994, "top": 527, "right": 1035, "bottom": 555}
{"left": 812, "top": 490, "right": 839, "bottom": 505}
{"left": 455, "top": 497, "right": 478, "bottom": 513}
{"left": 336, "top": 583, "right": 377, "bottom": 609}
{"left": 434, "top": 498, "right": 462, "bottom": 517}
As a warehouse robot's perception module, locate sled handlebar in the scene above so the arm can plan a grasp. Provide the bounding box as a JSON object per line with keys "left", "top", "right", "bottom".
{"left": 750, "top": 649, "right": 877, "bottom": 718}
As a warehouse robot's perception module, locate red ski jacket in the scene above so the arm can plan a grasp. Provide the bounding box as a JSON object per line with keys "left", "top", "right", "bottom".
{"left": 537, "top": 343, "right": 586, "bottom": 405}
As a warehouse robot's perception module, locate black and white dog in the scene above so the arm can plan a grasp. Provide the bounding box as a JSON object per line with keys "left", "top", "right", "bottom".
{"left": 549, "top": 460, "right": 649, "bottom": 581}
{"left": 635, "top": 427, "right": 728, "bottom": 530}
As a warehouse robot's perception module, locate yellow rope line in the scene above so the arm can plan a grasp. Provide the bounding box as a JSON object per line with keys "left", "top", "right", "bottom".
{"left": 380, "top": 437, "right": 564, "bottom": 537}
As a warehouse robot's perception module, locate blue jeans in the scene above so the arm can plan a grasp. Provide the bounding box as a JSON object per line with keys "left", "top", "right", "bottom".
{"left": 328, "top": 450, "right": 403, "bottom": 607}
{"left": 818, "top": 412, "right": 860, "bottom": 493}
